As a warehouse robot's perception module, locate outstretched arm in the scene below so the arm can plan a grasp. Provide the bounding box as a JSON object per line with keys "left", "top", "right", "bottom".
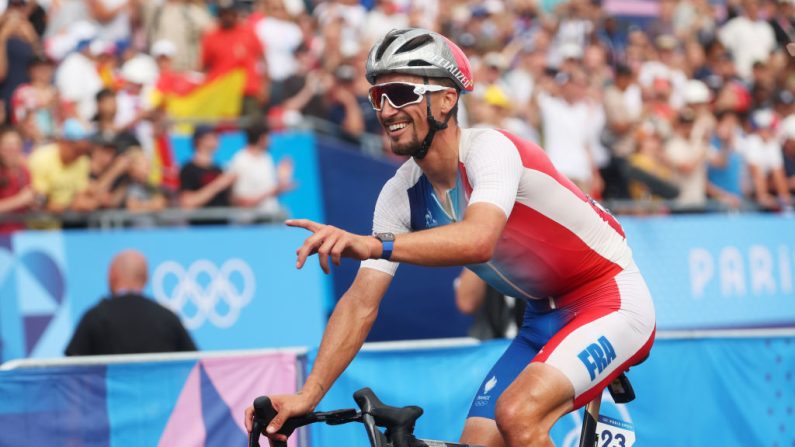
{"left": 244, "top": 267, "right": 392, "bottom": 438}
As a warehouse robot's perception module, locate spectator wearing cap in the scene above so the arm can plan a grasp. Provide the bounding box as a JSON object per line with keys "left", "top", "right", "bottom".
{"left": 638, "top": 34, "right": 688, "bottom": 109}
{"left": 140, "top": 0, "right": 213, "bottom": 72}
{"left": 683, "top": 79, "right": 717, "bottom": 145}
{"left": 664, "top": 107, "right": 710, "bottom": 210}
{"left": 27, "top": 118, "right": 97, "bottom": 218}
{"left": 0, "top": 0, "right": 39, "bottom": 117}
{"left": 718, "top": 0, "right": 777, "bottom": 80}
{"left": 178, "top": 125, "right": 236, "bottom": 212}
{"left": 54, "top": 22, "right": 104, "bottom": 122}
{"left": 0, "top": 125, "right": 34, "bottom": 232}
{"left": 200, "top": 0, "right": 266, "bottom": 120}
{"left": 744, "top": 109, "right": 792, "bottom": 209}
{"left": 228, "top": 123, "right": 293, "bottom": 219}
{"left": 116, "top": 55, "right": 158, "bottom": 155}
{"left": 706, "top": 110, "right": 746, "bottom": 209}
{"left": 10, "top": 53, "right": 58, "bottom": 146}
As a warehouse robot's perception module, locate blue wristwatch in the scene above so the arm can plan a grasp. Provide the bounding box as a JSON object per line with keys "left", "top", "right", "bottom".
{"left": 374, "top": 232, "right": 395, "bottom": 260}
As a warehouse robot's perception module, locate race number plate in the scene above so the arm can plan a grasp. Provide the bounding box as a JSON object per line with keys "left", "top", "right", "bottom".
{"left": 595, "top": 415, "right": 635, "bottom": 447}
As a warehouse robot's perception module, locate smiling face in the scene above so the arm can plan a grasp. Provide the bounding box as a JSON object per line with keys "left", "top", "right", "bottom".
{"left": 372, "top": 74, "right": 457, "bottom": 157}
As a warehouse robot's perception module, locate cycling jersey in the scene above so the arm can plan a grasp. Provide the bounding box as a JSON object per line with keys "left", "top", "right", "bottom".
{"left": 362, "top": 127, "right": 632, "bottom": 304}
{"left": 361, "top": 127, "right": 656, "bottom": 415}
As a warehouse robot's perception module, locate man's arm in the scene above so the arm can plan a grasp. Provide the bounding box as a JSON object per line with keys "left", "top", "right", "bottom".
{"left": 245, "top": 267, "right": 392, "bottom": 437}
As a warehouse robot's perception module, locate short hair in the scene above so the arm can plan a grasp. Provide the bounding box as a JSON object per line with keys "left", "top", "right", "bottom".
{"left": 245, "top": 123, "right": 269, "bottom": 145}
{"left": 96, "top": 88, "right": 115, "bottom": 102}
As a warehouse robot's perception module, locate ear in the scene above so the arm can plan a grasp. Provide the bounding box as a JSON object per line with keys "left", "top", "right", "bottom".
{"left": 440, "top": 89, "right": 459, "bottom": 115}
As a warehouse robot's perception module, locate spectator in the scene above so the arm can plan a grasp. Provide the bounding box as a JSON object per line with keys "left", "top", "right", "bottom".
{"left": 627, "top": 122, "right": 679, "bottom": 202}
{"left": 532, "top": 69, "right": 602, "bottom": 195}
{"left": 707, "top": 110, "right": 747, "bottom": 209}
{"left": 10, "top": 53, "right": 58, "bottom": 146}
{"left": 744, "top": 109, "right": 792, "bottom": 210}
{"left": 124, "top": 149, "right": 167, "bottom": 215}
{"left": 228, "top": 123, "right": 293, "bottom": 219}
{"left": 140, "top": 0, "right": 213, "bottom": 72}
{"left": 178, "top": 125, "right": 235, "bottom": 210}
{"left": 88, "top": 136, "right": 129, "bottom": 209}
{"left": 602, "top": 63, "right": 642, "bottom": 198}
{"left": 718, "top": 0, "right": 777, "bottom": 80}
{"left": 93, "top": 88, "right": 118, "bottom": 141}
{"left": 0, "top": 0, "right": 39, "bottom": 117}
{"left": 252, "top": 0, "right": 303, "bottom": 85}
{"left": 27, "top": 118, "right": 96, "bottom": 216}
{"left": 454, "top": 268, "right": 526, "bottom": 341}
{"left": 325, "top": 63, "right": 365, "bottom": 141}
{"left": 54, "top": 22, "right": 103, "bottom": 122}
{"left": 65, "top": 249, "right": 197, "bottom": 355}
{"left": 200, "top": 0, "right": 266, "bottom": 120}
{"left": 768, "top": 0, "right": 795, "bottom": 49}
{"left": 0, "top": 125, "right": 34, "bottom": 232}
{"left": 664, "top": 108, "right": 710, "bottom": 210}
{"left": 781, "top": 115, "right": 795, "bottom": 194}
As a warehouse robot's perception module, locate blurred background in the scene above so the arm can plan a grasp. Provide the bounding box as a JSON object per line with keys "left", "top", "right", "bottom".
{"left": 0, "top": 0, "right": 794, "bottom": 446}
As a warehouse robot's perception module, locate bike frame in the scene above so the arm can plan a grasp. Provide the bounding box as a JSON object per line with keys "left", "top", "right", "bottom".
{"left": 250, "top": 373, "right": 636, "bottom": 447}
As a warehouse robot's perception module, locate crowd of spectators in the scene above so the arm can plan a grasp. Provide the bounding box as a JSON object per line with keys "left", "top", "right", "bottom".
{"left": 1, "top": 0, "right": 794, "bottom": 231}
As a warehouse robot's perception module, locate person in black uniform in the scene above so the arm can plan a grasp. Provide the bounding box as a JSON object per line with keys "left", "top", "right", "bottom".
{"left": 65, "top": 250, "right": 197, "bottom": 356}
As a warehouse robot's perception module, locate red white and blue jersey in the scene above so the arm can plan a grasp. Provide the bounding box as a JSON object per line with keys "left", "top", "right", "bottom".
{"left": 361, "top": 127, "right": 634, "bottom": 302}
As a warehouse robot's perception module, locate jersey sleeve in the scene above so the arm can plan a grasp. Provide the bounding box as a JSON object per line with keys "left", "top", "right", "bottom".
{"left": 360, "top": 175, "right": 412, "bottom": 276}
{"left": 464, "top": 131, "right": 523, "bottom": 218}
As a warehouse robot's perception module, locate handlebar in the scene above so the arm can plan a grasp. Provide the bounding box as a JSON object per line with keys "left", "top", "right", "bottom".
{"left": 249, "top": 388, "right": 423, "bottom": 447}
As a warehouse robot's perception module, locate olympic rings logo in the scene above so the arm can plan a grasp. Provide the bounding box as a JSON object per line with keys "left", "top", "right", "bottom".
{"left": 152, "top": 259, "right": 255, "bottom": 330}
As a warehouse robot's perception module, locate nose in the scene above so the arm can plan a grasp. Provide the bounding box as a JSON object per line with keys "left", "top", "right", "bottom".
{"left": 378, "top": 94, "right": 399, "bottom": 117}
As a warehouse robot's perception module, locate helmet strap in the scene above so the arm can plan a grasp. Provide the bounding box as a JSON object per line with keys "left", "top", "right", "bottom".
{"left": 414, "top": 77, "right": 457, "bottom": 160}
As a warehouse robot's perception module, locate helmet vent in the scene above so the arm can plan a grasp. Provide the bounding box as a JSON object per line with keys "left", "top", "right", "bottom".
{"left": 376, "top": 35, "right": 399, "bottom": 60}
{"left": 396, "top": 35, "right": 433, "bottom": 53}
{"left": 407, "top": 60, "right": 433, "bottom": 67}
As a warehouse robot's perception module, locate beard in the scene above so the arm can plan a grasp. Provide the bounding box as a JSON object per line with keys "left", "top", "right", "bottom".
{"left": 384, "top": 116, "right": 424, "bottom": 157}
{"left": 389, "top": 131, "right": 422, "bottom": 157}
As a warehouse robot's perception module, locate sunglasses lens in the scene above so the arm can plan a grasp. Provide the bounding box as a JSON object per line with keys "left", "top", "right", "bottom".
{"left": 369, "top": 83, "right": 421, "bottom": 110}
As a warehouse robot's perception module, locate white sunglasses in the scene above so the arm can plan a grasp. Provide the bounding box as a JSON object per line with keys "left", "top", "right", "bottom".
{"left": 368, "top": 82, "right": 452, "bottom": 111}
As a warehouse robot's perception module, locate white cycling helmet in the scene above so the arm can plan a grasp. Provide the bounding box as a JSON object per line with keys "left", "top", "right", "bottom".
{"left": 366, "top": 28, "right": 475, "bottom": 92}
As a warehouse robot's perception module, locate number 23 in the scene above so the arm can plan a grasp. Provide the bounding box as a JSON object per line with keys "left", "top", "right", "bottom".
{"left": 601, "top": 429, "right": 626, "bottom": 447}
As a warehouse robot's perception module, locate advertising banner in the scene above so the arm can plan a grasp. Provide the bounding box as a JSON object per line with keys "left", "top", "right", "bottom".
{"left": 622, "top": 215, "right": 795, "bottom": 330}
{"left": 309, "top": 336, "right": 795, "bottom": 447}
{"left": 0, "top": 352, "right": 298, "bottom": 447}
{"left": 0, "top": 227, "right": 328, "bottom": 362}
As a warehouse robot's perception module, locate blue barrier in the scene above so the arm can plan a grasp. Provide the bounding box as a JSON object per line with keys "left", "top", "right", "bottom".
{"left": 311, "top": 336, "right": 795, "bottom": 447}
{"left": 0, "top": 336, "right": 792, "bottom": 446}
{"left": 0, "top": 227, "right": 329, "bottom": 362}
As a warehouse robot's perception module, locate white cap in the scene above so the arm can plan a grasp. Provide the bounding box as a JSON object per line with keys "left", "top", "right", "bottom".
{"left": 752, "top": 109, "right": 776, "bottom": 130}
{"left": 151, "top": 39, "right": 177, "bottom": 58}
{"left": 121, "top": 55, "right": 159, "bottom": 85}
{"left": 683, "top": 79, "right": 711, "bottom": 104}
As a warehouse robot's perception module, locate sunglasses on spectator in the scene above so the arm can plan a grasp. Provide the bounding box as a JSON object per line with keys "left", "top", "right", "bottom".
{"left": 368, "top": 82, "right": 452, "bottom": 111}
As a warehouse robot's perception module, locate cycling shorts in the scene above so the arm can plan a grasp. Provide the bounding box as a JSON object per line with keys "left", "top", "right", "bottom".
{"left": 467, "top": 263, "right": 656, "bottom": 419}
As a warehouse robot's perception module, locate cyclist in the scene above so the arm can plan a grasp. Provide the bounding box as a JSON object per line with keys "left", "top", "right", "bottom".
{"left": 245, "top": 28, "right": 656, "bottom": 447}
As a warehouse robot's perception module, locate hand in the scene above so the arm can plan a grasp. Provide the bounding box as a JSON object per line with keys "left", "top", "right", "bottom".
{"left": 211, "top": 172, "right": 237, "bottom": 191}
{"left": 244, "top": 393, "right": 315, "bottom": 441}
{"left": 286, "top": 219, "right": 378, "bottom": 273}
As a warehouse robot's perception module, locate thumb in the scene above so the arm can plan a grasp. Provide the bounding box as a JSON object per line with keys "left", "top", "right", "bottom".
{"left": 266, "top": 411, "right": 285, "bottom": 434}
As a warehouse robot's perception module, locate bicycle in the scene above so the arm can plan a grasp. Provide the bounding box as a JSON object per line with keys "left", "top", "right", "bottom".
{"left": 248, "top": 371, "right": 636, "bottom": 447}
